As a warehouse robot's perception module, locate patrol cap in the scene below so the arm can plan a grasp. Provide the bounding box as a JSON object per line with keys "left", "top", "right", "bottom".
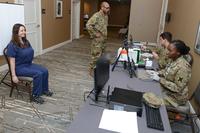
{"left": 143, "top": 92, "right": 163, "bottom": 108}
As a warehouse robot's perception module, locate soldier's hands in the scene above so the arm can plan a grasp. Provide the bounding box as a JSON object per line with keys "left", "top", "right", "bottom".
{"left": 151, "top": 74, "right": 160, "bottom": 82}
{"left": 146, "top": 70, "right": 160, "bottom": 81}
{"left": 141, "top": 45, "right": 147, "bottom": 50}
{"left": 152, "top": 51, "right": 159, "bottom": 60}
{"left": 146, "top": 70, "right": 159, "bottom": 76}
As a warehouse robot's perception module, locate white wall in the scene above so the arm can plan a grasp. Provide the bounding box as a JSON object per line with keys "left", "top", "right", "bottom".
{"left": 128, "top": 0, "right": 163, "bottom": 42}
{"left": 0, "top": 3, "right": 24, "bottom": 55}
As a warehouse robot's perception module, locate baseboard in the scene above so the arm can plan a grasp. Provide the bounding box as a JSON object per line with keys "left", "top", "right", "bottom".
{"left": 189, "top": 101, "right": 200, "bottom": 131}
{"left": 80, "top": 34, "right": 84, "bottom": 38}
{"left": 42, "top": 40, "right": 71, "bottom": 54}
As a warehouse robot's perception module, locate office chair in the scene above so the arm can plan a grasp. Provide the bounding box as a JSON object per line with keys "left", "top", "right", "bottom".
{"left": 3, "top": 48, "right": 33, "bottom": 102}
{"left": 84, "top": 55, "right": 110, "bottom": 102}
{"left": 167, "top": 82, "right": 200, "bottom": 133}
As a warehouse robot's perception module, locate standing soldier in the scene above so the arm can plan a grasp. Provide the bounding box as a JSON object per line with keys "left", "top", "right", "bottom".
{"left": 86, "top": 1, "right": 110, "bottom": 76}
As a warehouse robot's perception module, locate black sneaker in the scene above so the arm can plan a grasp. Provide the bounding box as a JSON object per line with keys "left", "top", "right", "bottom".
{"left": 43, "top": 91, "right": 53, "bottom": 97}
{"left": 33, "top": 96, "right": 44, "bottom": 104}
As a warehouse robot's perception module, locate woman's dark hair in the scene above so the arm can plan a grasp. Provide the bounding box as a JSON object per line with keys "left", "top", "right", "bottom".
{"left": 11, "top": 23, "right": 29, "bottom": 48}
{"left": 171, "top": 40, "right": 190, "bottom": 55}
{"left": 160, "top": 32, "right": 172, "bottom": 43}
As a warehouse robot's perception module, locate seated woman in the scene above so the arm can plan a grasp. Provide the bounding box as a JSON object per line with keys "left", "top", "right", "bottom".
{"left": 6, "top": 23, "right": 53, "bottom": 104}
{"left": 152, "top": 40, "right": 192, "bottom": 107}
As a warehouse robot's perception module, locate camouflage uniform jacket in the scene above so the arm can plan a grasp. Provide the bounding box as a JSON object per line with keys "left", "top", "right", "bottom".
{"left": 86, "top": 11, "right": 108, "bottom": 39}
{"left": 159, "top": 56, "right": 191, "bottom": 106}
{"left": 148, "top": 45, "right": 171, "bottom": 69}
{"left": 157, "top": 46, "right": 171, "bottom": 69}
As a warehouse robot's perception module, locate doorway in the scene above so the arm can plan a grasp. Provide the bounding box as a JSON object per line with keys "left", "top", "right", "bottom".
{"left": 107, "top": 0, "right": 131, "bottom": 39}
{"left": 82, "top": 0, "right": 131, "bottom": 39}
{"left": 23, "top": 0, "right": 42, "bottom": 56}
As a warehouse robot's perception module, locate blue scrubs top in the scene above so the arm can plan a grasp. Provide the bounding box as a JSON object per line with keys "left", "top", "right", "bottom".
{"left": 6, "top": 41, "right": 34, "bottom": 70}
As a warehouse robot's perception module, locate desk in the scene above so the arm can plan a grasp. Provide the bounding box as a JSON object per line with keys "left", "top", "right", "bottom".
{"left": 67, "top": 67, "right": 172, "bottom": 133}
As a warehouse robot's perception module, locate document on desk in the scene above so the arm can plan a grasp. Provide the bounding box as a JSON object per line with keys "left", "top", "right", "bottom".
{"left": 99, "top": 109, "right": 138, "bottom": 133}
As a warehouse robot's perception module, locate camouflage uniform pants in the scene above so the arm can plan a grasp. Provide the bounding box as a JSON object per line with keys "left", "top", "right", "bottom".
{"left": 89, "top": 36, "right": 106, "bottom": 70}
{"left": 161, "top": 89, "right": 179, "bottom": 108}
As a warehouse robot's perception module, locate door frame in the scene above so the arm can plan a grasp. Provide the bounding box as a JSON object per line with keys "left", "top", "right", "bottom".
{"left": 71, "top": 0, "right": 73, "bottom": 41}
{"left": 157, "top": 0, "right": 168, "bottom": 42}
{"left": 71, "top": 0, "right": 81, "bottom": 40}
{"left": 35, "top": 0, "right": 42, "bottom": 55}
{"left": 72, "top": 0, "right": 80, "bottom": 39}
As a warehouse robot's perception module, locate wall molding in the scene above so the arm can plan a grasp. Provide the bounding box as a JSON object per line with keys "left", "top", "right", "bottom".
{"left": 42, "top": 40, "right": 71, "bottom": 54}
{"left": 0, "top": 64, "right": 8, "bottom": 72}
{"left": 79, "top": 34, "right": 84, "bottom": 38}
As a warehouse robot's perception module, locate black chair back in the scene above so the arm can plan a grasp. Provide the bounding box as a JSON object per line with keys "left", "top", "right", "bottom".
{"left": 3, "top": 47, "right": 15, "bottom": 85}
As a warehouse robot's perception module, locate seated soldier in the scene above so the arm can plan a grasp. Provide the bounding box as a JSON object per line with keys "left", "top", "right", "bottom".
{"left": 142, "top": 32, "right": 172, "bottom": 69}
{"left": 151, "top": 40, "right": 192, "bottom": 107}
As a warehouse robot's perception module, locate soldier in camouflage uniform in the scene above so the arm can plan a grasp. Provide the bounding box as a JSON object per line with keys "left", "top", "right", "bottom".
{"left": 152, "top": 32, "right": 172, "bottom": 69}
{"left": 143, "top": 32, "right": 172, "bottom": 69}
{"left": 86, "top": 1, "right": 110, "bottom": 75}
{"left": 183, "top": 53, "right": 193, "bottom": 66}
{"left": 152, "top": 40, "right": 192, "bottom": 107}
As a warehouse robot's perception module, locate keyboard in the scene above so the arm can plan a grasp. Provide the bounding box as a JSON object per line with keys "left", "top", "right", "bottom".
{"left": 144, "top": 104, "right": 164, "bottom": 131}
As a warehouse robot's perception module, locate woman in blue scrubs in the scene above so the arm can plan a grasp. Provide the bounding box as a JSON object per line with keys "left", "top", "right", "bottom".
{"left": 6, "top": 23, "right": 53, "bottom": 104}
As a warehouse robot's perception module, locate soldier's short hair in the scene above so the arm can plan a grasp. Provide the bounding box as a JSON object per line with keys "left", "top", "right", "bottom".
{"left": 101, "top": 1, "right": 109, "bottom": 8}
{"left": 160, "top": 32, "right": 172, "bottom": 43}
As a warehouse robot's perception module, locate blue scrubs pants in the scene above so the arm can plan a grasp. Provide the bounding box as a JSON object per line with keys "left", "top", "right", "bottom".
{"left": 16, "top": 64, "right": 49, "bottom": 96}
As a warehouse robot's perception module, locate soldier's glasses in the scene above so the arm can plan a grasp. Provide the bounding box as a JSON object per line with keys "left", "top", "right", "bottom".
{"left": 104, "top": 6, "right": 110, "bottom": 9}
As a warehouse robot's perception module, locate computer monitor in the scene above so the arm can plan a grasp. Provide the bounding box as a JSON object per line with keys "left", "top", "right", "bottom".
{"left": 94, "top": 55, "right": 110, "bottom": 101}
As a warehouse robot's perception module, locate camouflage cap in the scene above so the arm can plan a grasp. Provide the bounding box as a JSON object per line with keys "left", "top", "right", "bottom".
{"left": 143, "top": 92, "right": 163, "bottom": 108}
